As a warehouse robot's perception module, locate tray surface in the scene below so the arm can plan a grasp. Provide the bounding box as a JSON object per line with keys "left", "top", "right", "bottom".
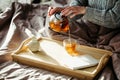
{"left": 12, "top": 37, "right": 112, "bottom": 80}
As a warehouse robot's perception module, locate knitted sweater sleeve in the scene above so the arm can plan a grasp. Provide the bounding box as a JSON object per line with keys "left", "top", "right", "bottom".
{"left": 69, "top": 0, "right": 88, "bottom": 6}
{"left": 70, "top": 0, "right": 120, "bottom": 29}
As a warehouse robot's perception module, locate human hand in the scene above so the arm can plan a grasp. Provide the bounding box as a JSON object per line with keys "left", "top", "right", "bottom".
{"left": 61, "top": 6, "right": 86, "bottom": 18}
{"left": 48, "top": 7, "right": 64, "bottom": 16}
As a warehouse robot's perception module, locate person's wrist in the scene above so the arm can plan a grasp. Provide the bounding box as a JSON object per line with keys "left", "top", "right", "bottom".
{"left": 81, "top": 7, "right": 86, "bottom": 14}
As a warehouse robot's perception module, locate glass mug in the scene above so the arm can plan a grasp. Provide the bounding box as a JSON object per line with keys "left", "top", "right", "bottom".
{"left": 63, "top": 39, "right": 79, "bottom": 56}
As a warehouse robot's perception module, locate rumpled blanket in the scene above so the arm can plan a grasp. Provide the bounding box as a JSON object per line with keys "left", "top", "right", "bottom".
{"left": 0, "top": 2, "right": 78, "bottom": 80}
{"left": 0, "top": 1, "right": 120, "bottom": 80}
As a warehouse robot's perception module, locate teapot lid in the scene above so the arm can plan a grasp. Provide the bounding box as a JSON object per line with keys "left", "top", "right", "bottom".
{"left": 54, "top": 12, "right": 63, "bottom": 21}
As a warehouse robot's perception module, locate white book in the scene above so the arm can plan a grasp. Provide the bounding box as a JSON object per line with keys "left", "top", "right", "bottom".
{"left": 40, "top": 40, "right": 99, "bottom": 70}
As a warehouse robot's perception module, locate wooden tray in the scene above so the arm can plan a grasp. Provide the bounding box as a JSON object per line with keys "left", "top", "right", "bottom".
{"left": 12, "top": 37, "right": 112, "bottom": 80}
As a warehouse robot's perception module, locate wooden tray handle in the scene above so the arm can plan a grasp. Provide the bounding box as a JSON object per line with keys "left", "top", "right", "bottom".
{"left": 93, "top": 53, "right": 110, "bottom": 74}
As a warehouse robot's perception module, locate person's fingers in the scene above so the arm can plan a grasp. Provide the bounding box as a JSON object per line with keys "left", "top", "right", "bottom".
{"left": 49, "top": 7, "right": 64, "bottom": 16}
{"left": 61, "top": 9, "right": 71, "bottom": 16}
{"left": 62, "top": 7, "right": 73, "bottom": 16}
{"left": 62, "top": 7, "right": 72, "bottom": 13}
{"left": 62, "top": 6, "right": 84, "bottom": 18}
{"left": 49, "top": 8, "right": 58, "bottom": 16}
{"left": 69, "top": 12, "right": 78, "bottom": 18}
{"left": 48, "top": 7, "right": 53, "bottom": 16}
{"left": 62, "top": 7, "right": 78, "bottom": 17}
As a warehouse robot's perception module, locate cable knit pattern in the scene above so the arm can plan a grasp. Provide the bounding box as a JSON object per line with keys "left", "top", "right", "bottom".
{"left": 70, "top": 0, "right": 120, "bottom": 29}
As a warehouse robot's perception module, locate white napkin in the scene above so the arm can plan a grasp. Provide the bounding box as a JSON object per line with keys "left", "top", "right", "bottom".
{"left": 61, "top": 54, "right": 99, "bottom": 70}
{"left": 40, "top": 40, "right": 99, "bottom": 70}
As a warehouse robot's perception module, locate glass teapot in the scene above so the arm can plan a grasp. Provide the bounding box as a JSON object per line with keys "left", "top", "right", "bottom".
{"left": 49, "top": 12, "right": 69, "bottom": 32}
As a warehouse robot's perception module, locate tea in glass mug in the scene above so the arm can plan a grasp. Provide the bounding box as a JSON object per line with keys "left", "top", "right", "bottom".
{"left": 63, "top": 39, "right": 79, "bottom": 56}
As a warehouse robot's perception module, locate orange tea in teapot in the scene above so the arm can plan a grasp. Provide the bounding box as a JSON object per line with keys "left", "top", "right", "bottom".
{"left": 49, "top": 12, "right": 69, "bottom": 32}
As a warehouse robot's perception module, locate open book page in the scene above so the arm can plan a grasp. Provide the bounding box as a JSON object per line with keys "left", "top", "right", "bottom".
{"left": 40, "top": 40, "right": 99, "bottom": 70}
